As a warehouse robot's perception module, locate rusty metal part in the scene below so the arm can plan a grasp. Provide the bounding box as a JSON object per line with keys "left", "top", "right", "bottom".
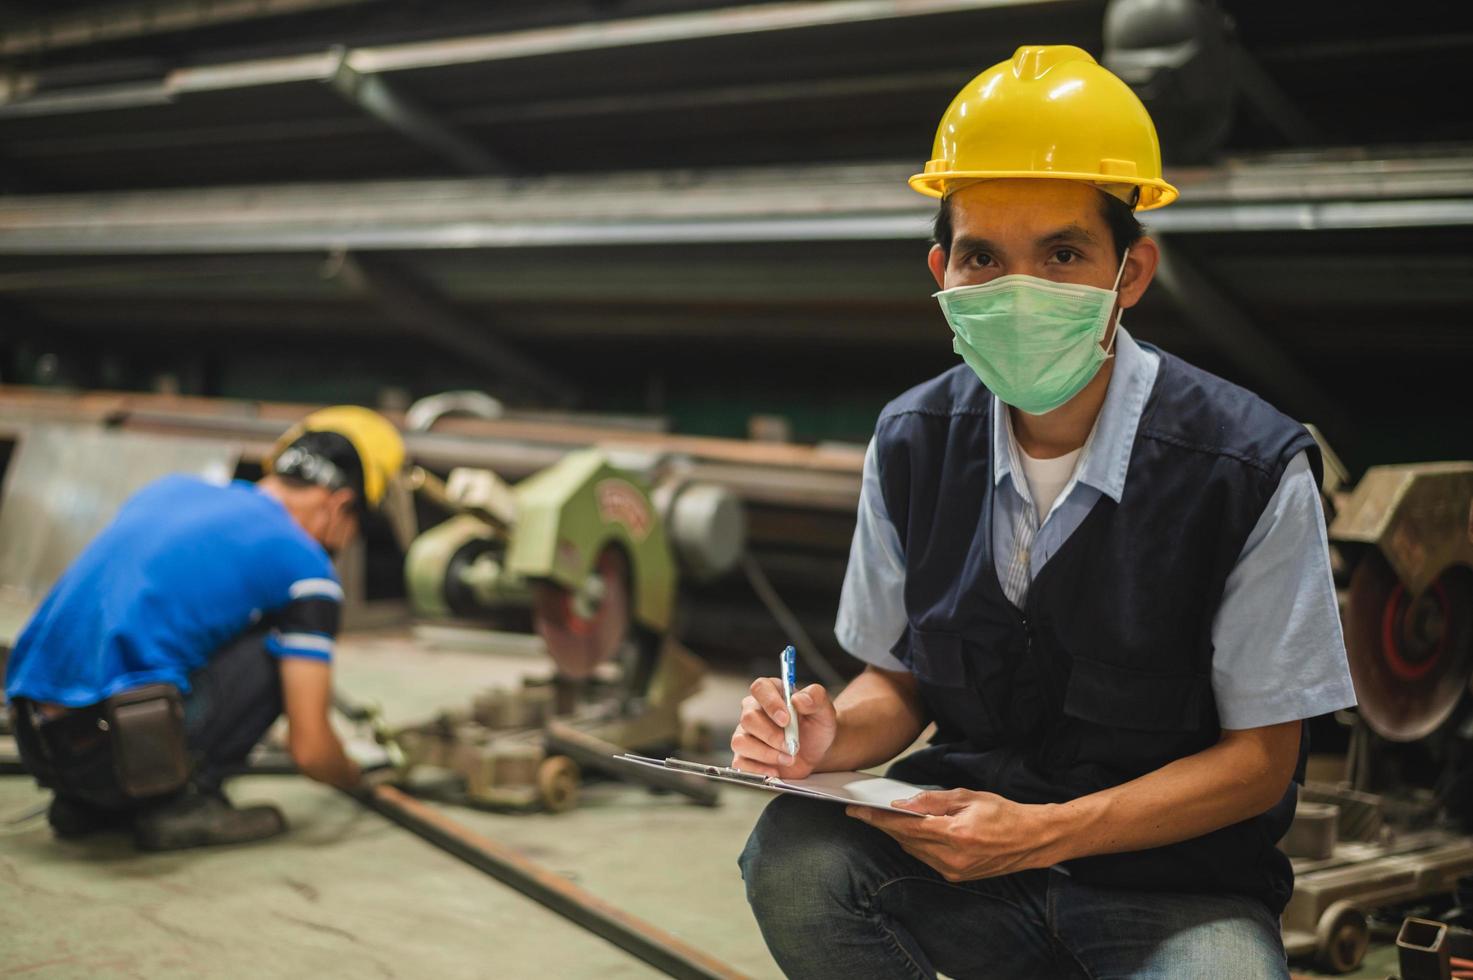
{"left": 354, "top": 784, "right": 750, "bottom": 980}
{"left": 0, "top": 385, "right": 866, "bottom": 514}
{"left": 535, "top": 755, "right": 580, "bottom": 813}
{"left": 532, "top": 546, "right": 633, "bottom": 681}
{"left": 545, "top": 720, "right": 718, "bottom": 807}
{"left": 1282, "top": 828, "right": 1473, "bottom": 970}
{"left": 1330, "top": 463, "right": 1473, "bottom": 599}
{"left": 1299, "top": 782, "right": 1385, "bottom": 844}
{"left": 394, "top": 637, "right": 707, "bottom": 812}
{"left": 1344, "top": 551, "right": 1473, "bottom": 742}
{"left": 1314, "top": 901, "right": 1369, "bottom": 975}
{"left": 1281, "top": 802, "right": 1339, "bottom": 860}
{"left": 1397, "top": 917, "right": 1452, "bottom": 980}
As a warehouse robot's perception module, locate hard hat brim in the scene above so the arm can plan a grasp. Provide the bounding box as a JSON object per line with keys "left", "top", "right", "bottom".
{"left": 908, "top": 170, "right": 1179, "bottom": 211}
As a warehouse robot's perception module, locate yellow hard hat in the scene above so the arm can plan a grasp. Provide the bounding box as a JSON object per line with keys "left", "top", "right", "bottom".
{"left": 267, "top": 406, "right": 406, "bottom": 510}
{"left": 909, "top": 45, "right": 1179, "bottom": 211}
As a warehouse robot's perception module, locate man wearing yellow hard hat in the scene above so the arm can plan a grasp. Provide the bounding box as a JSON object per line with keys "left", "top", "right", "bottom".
{"left": 5, "top": 407, "right": 405, "bottom": 851}
{"left": 731, "top": 47, "right": 1353, "bottom": 977}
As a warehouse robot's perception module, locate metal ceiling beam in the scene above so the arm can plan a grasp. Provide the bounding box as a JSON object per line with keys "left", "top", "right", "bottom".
{"left": 0, "top": 66, "right": 967, "bottom": 139}
{"left": 3, "top": 151, "right": 1472, "bottom": 254}
{"left": 0, "top": 257, "right": 295, "bottom": 292}
{"left": 329, "top": 251, "right": 576, "bottom": 406}
{"left": 0, "top": 0, "right": 1064, "bottom": 118}
{"left": 0, "top": 0, "right": 386, "bottom": 58}
{"left": 1152, "top": 239, "right": 1348, "bottom": 438}
{"left": 325, "top": 48, "right": 508, "bottom": 175}
{"left": 165, "top": 0, "right": 1076, "bottom": 95}
{"left": 1231, "top": 46, "right": 1322, "bottom": 146}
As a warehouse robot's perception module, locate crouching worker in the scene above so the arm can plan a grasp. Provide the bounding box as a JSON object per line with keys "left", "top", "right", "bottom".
{"left": 731, "top": 47, "right": 1356, "bottom": 980}
{"left": 4, "top": 407, "right": 405, "bottom": 851}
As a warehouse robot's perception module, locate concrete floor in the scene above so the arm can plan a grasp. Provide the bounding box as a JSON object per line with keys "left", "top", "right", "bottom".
{"left": 0, "top": 629, "right": 782, "bottom": 978}
{"left": 0, "top": 628, "right": 1416, "bottom": 979}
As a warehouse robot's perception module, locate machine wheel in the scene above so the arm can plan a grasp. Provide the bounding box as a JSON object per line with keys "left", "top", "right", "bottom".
{"left": 531, "top": 546, "right": 633, "bottom": 681}
{"left": 537, "top": 755, "right": 581, "bottom": 813}
{"left": 1313, "top": 901, "right": 1369, "bottom": 975}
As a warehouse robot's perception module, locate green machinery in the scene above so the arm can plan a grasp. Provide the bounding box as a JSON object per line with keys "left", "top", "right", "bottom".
{"left": 399, "top": 448, "right": 745, "bottom": 811}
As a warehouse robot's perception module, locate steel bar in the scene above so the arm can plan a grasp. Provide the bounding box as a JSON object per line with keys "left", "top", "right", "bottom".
{"left": 1152, "top": 239, "right": 1349, "bottom": 439}
{"left": 1230, "top": 46, "right": 1322, "bottom": 146}
{"left": 0, "top": 0, "right": 385, "bottom": 58}
{"left": 332, "top": 252, "right": 576, "bottom": 406}
{"left": 353, "top": 783, "right": 751, "bottom": 980}
{"left": 4, "top": 149, "right": 1473, "bottom": 254}
{"left": 325, "top": 49, "right": 508, "bottom": 175}
{"left": 544, "top": 721, "right": 719, "bottom": 807}
{"left": 0, "top": 386, "right": 867, "bottom": 514}
{"left": 162, "top": 0, "right": 1073, "bottom": 96}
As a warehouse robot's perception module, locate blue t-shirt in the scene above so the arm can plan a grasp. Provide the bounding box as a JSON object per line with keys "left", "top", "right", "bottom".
{"left": 5, "top": 476, "right": 343, "bottom": 706}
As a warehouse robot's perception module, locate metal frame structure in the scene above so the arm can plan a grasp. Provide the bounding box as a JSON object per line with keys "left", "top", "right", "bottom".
{"left": 3, "top": 149, "right": 1472, "bottom": 255}
{"left": 0, "top": 0, "right": 1078, "bottom": 121}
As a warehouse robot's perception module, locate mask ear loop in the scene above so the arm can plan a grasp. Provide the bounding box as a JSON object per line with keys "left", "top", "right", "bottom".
{"left": 1100, "top": 247, "right": 1131, "bottom": 358}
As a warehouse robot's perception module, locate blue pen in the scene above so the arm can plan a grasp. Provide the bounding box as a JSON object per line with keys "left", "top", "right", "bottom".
{"left": 780, "top": 645, "right": 800, "bottom": 758}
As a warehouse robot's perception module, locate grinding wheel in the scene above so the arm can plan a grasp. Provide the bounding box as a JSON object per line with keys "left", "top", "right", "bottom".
{"left": 531, "top": 546, "right": 632, "bottom": 681}
{"left": 1345, "top": 551, "right": 1473, "bottom": 742}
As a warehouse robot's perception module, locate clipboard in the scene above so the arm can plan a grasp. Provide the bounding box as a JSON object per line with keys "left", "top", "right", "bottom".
{"left": 615, "top": 754, "right": 925, "bottom": 816}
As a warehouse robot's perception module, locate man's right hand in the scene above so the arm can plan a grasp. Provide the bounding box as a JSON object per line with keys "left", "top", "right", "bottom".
{"left": 730, "top": 678, "right": 838, "bottom": 778}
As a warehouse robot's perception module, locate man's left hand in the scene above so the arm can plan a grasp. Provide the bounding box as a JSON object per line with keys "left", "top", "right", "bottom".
{"left": 846, "top": 789, "right": 1062, "bottom": 882}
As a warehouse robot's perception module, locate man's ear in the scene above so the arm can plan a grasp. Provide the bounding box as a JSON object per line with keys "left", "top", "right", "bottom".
{"left": 330, "top": 487, "right": 357, "bottom": 518}
{"left": 927, "top": 243, "right": 948, "bottom": 290}
{"left": 1117, "top": 236, "right": 1159, "bottom": 310}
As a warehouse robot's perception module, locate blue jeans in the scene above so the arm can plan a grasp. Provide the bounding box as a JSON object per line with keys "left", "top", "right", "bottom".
{"left": 739, "top": 795, "right": 1289, "bottom": 980}
{"left": 181, "top": 628, "right": 284, "bottom": 793}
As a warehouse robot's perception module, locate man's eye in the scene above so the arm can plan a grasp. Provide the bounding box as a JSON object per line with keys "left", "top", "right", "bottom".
{"left": 969, "top": 253, "right": 994, "bottom": 267}
{"left": 1053, "top": 249, "right": 1078, "bottom": 264}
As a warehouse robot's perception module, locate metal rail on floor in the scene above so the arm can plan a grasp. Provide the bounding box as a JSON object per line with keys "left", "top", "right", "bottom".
{"left": 351, "top": 783, "right": 751, "bottom": 980}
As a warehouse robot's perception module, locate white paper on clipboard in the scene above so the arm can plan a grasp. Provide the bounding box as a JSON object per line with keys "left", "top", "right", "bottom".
{"left": 615, "top": 754, "right": 925, "bottom": 815}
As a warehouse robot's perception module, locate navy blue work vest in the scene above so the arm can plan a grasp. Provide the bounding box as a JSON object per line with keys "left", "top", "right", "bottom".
{"left": 875, "top": 347, "right": 1320, "bottom": 914}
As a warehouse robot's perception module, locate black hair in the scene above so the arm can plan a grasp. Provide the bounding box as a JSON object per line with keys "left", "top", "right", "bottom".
{"left": 274, "top": 430, "right": 366, "bottom": 513}
{"left": 931, "top": 187, "right": 1144, "bottom": 262}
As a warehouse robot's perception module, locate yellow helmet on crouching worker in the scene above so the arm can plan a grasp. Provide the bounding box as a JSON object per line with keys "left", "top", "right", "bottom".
{"left": 909, "top": 45, "right": 1179, "bottom": 210}
{"left": 266, "top": 406, "right": 406, "bottom": 512}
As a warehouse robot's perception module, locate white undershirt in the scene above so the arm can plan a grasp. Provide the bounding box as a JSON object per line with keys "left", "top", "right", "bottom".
{"left": 1018, "top": 444, "right": 1082, "bottom": 524}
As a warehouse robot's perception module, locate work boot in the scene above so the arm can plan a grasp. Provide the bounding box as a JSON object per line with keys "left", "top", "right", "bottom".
{"left": 132, "top": 787, "right": 286, "bottom": 852}
{"left": 47, "top": 796, "right": 132, "bottom": 839}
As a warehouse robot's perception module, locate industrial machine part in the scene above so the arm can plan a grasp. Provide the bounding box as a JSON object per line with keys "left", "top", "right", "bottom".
{"left": 406, "top": 448, "right": 743, "bottom": 673}
{"left": 1391, "top": 917, "right": 1473, "bottom": 980}
{"left": 1282, "top": 801, "right": 1340, "bottom": 862}
{"left": 398, "top": 447, "right": 744, "bottom": 811}
{"left": 1282, "top": 823, "right": 1473, "bottom": 973}
{"left": 1332, "top": 464, "right": 1473, "bottom": 743}
{"left": 405, "top": 389, "right": 505, "bottom": 431}
{"left": 543, "top": 721, "right": 718, "bottom": 807}
{"left": 1276, "top": 459, "right": 1473, "bottom": 974}
{"left": 352, "top": 783, "right": 749, "bottom": 980}
{"left": 332, "top": 691, "right": 406, "bottom": 771}
{"left": 1397, "top": 917, "right": 1453, "bottom": 980}
{"left": 393, "top": 635, "right": 710, "bottom": 811}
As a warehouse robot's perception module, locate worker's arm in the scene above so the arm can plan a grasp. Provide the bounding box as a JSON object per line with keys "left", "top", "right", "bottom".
{"left": 730, "top": 664, "right": 929, "bottom": 778}
{"left": 849, "top": 721, "right": 1300, "bottom": 881}
{"left": 279, "top": 657, "right": 361, "bottom": 790}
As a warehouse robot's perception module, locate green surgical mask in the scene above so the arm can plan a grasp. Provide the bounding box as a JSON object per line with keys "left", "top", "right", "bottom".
{"left": 935, "top": 250, "right": 1128, "bottom": 415}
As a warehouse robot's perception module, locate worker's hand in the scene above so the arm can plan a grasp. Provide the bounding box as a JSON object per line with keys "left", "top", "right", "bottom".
{"left": 846, "top": 790, "right": 1061, "bottom": 882}
{"left": 730, "top": 679, "right": 837, "bottom": 779}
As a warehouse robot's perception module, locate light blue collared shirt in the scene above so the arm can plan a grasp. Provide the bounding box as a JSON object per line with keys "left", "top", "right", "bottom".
{"left": 835, "top": 327, "right": 1356, "bottom": 730}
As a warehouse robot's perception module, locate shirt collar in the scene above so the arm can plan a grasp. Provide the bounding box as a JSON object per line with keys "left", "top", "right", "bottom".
{"left": 992, "top": 324, "right": 1160, "bottom": 504}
